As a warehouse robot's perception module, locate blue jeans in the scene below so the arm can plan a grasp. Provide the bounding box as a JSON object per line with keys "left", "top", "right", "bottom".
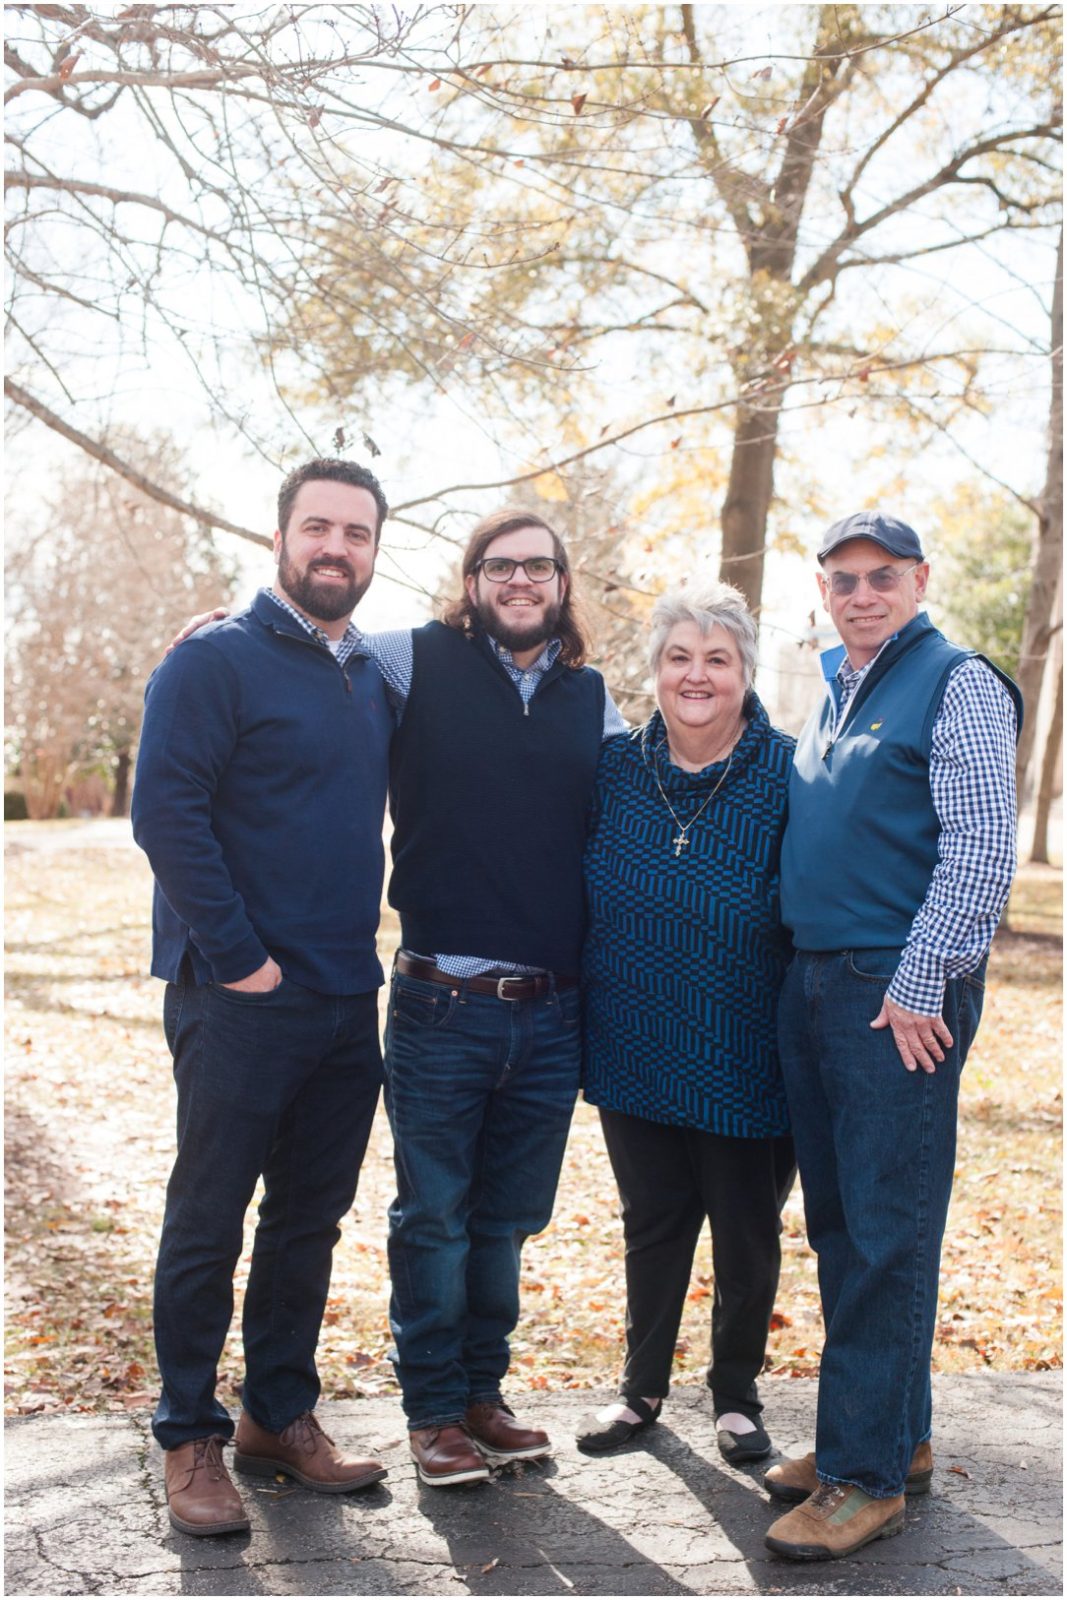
{"left": 778, "top": 949, "right": 985, "bottom": 1497}
{"left": 152, "top": 969, "right": 382, "bottom": 1450}
{"left": 383, "top": 971, "right": 581, "bottom": 1430}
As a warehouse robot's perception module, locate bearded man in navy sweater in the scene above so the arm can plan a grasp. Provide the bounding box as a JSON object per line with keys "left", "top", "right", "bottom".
{"left": 132, "top": 460, "right": 393, "bottom": 1536}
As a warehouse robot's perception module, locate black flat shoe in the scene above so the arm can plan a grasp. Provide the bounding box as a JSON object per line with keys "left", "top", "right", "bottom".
{"left": 717, "top": 1417, "right": 772, "bottom": 1464}
{"left": 576, "top": 1396, "right": 662, "bottom": 1454}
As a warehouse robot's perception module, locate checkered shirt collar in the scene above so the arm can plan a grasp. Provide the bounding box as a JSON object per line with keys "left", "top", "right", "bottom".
{"left": 265, "top": 588, "right": 365, "bottom": 665}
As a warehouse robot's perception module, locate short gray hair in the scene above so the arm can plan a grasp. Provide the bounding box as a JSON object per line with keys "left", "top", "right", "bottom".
{"left": 647, "top": 582, "right": 758, "bottom": 688}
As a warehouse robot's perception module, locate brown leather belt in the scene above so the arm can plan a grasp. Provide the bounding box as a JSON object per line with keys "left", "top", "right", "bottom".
{"left": 395, "top": 950, "right": 577, "bottom": 1001}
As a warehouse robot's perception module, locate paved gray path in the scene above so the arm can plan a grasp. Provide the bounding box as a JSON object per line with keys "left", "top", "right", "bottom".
{"left": 5, "top": 1375, "right": 1061, "bottom": 1597}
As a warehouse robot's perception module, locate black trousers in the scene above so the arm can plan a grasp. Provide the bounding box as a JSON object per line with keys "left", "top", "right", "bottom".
{"left": 599, "top": 1107, "right": 795, "bottom": 1418}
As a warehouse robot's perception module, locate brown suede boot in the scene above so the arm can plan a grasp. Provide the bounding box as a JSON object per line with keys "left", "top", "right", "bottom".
{"left": 233, "top": 1409, "right": 386, "bottom": 1492}
{"left": 164, "top": 1436, "right": 250, "bottom": 1536}
{"left": 765, "top": 1482, "right": 906, "bottom": 1561}
{"left": 765, "top": 1439, "right": 934, "bottom": 1503}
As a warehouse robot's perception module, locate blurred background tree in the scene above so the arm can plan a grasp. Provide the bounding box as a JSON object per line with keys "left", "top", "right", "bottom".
{"left": 5, "top": 437, "right": 237, "bottom": 818}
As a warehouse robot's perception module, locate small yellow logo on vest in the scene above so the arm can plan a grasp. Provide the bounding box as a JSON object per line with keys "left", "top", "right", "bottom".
{"left": 870, "top": 720, "right": 883, "bottom": 730}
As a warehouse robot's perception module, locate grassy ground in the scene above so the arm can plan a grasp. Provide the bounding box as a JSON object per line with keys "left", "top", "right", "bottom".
{"left": 4, "top": 821, "right": 1061, "bottom": 1417}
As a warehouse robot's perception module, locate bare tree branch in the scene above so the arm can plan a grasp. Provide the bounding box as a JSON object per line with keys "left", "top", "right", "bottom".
{"left": 5, "top": 379, "right": 269, "bottom": 547}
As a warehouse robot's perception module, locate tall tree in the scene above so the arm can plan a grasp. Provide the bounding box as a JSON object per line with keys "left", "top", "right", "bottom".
{"left": 5, "top": 3, "right": 1060, "bottom": 632}
{"left": 1014, "top": 225, "right": 1064, "bottom": 801}
{"left": 285, "top": 4, "right": 1060, "bottom": 612}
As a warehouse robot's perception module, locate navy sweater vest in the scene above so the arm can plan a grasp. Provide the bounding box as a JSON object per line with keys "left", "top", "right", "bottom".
{"left": 387, "top": 622, "right": 605, "bottom": 973}
{"left": 781, "top": 613, "right": 1021, "bottom": 951}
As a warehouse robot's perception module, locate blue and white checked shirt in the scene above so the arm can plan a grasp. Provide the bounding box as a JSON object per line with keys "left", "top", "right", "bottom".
{"left": 831, "top": 640, "right": 1018, "bottom": 1015}
{"left": 267, "top": 595, "right": 627, "bottom": 977}
{"left": 266, "top": 589, "right": 368, "bottom": 669}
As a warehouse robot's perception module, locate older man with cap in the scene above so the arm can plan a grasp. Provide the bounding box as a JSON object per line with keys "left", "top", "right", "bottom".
{"left": 763, "top": 511, "right": 1022, "bottom": 1562}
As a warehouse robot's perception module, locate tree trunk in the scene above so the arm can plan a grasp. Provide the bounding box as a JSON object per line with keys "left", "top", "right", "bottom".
{"left": 1015, "top": 226, "right": 1063, "bottom": 801}
{"left": 719, "top": 401, "right": 783, "bottom": 616}
{"left": 1029, "top": 663, "right": 1063, "bottom": 865}
{"left": 23, "top": 755, "right": 72, "bottom": 819}
{"left": 111, "top": 749, "right": 131, "bottom": 818}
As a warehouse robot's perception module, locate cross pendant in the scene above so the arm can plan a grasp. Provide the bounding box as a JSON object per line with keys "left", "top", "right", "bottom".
{"left": 673, "top": 833, "right": 689, "bottom": 856}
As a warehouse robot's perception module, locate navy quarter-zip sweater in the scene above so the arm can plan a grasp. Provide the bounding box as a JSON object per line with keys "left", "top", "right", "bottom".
{"left": 132, "top": 589, "right": 391, "bottom": 994}
{"left": 387, "top": 621, "right": 605, "bottom": 974}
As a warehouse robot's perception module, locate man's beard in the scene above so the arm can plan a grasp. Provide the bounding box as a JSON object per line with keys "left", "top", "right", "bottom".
{"left": 474, "top": 593, "right": 563, "bottom": 654}
{"left": 277, "top": 547, "right": 371, "bottom": 623}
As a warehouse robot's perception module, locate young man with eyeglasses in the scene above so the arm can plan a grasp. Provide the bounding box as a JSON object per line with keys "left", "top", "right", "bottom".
{"left": 764, "top": 511, "right": 1022, "bottom": 1561}
{"left": 375, "top": 508, "right": 627, "bottom": 1484}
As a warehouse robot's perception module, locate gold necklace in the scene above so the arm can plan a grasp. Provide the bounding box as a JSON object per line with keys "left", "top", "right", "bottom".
{"left": 653, "top": 747, "right": 734, "bottom": 856}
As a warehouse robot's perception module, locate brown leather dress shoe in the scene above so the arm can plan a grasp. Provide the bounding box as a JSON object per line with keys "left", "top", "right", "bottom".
{"left": 409, "top": 1424, "right": 491, "bottom": 1486}
{"left": 164, "top": 1436, "right": 250, "bottom": 1536}
{"left": 233, "top": 1409, "right": 386, "bottom": 1492}
{"left": 465, "top": 1401, "right": 551, "bottom": 1462}
{"left": 765, "top": 1440, "right": 934, "bottom": 1503}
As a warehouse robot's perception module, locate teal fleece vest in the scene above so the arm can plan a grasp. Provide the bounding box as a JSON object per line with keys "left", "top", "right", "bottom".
{"left": 781, "top": 613, "right": 1020, "bottom": 951}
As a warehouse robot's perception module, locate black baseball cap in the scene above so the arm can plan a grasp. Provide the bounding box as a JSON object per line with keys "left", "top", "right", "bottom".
{"left": 818, "top": 511, "right": 924, "bottom": 563}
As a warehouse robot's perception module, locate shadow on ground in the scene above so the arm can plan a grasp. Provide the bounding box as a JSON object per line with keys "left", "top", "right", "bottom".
{"left": 5, "top": 1380, "right": 1061, "bottom": 1596}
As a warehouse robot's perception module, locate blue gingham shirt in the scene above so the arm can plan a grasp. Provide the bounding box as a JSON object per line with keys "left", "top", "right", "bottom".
{"left": 269, "top": 597, "right": 628, "bottom": 979}
{"left": 832, "top": 638, "right": 1018, "bottom": 1015}
{"left": 266, "top": 589, "right": 369, "bottom": 669}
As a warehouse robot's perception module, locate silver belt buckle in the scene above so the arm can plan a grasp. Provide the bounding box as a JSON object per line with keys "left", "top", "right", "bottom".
{"left": 496, "top": 976, "right": 520, "bottom": 1000}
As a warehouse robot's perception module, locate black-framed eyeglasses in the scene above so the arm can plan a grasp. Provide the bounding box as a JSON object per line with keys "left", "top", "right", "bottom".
{"left": 474, "top": 556, "right": 563, "bottom": 583}
{"left": 825, "top": 561, "right": 921, "bottom": 597}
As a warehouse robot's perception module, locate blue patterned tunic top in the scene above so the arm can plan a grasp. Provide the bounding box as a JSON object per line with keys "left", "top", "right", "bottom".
{"left": 582, "top": 699, "right": 795, "bottom": 1138}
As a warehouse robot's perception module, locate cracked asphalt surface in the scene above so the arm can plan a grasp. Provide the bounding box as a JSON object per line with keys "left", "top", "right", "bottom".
{"left": 5, "top": 1376, "right": 1060, "bottom": 1596}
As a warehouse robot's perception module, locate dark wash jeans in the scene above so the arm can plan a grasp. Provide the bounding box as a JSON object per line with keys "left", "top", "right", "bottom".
{"left": 598, "top": 1107, "right": 795, "bottom": 1417}
{"left": 152, "top": 969, "right": 382, "bottom": 1450}
{"left": 778, "top": 948, "right": 986, "bottom": 1497}
{"left": 383, "top": 971, "right": 581, "bottom": 1431}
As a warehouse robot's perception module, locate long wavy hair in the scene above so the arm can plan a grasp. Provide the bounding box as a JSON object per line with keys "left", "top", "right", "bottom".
{"left": 441, "top": 507, "right": 590, "bottom": 667}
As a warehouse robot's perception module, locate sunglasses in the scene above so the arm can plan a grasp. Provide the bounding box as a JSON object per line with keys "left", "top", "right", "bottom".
{"left": 474, "top": 557, "right": 563, "bottom": 583}
{"left": 824, "top": 561, "right": 920, "bottom": 597}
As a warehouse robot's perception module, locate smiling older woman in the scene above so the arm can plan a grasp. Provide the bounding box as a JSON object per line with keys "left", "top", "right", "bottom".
{"left": 577, "top": 582, "right": 796, "bottom": 1464}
